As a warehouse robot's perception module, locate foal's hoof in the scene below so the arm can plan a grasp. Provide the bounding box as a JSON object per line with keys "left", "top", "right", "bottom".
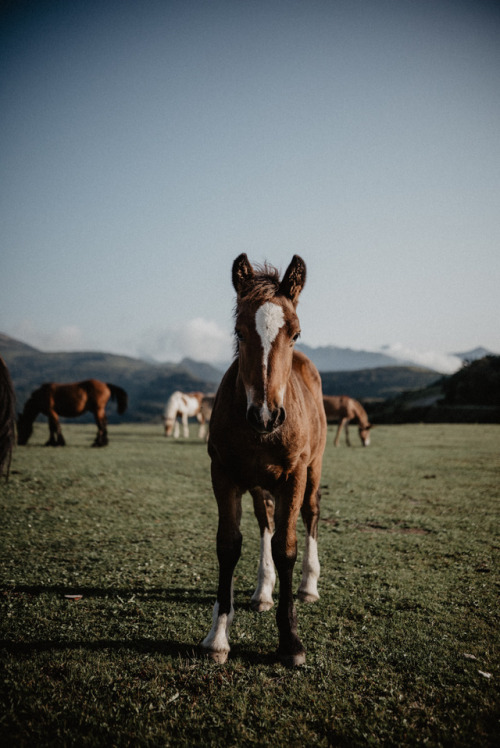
{"left": 202, "top": 648, "right": 229, "bottom": 665}
{"left": 279, "top": 650, "right": 306, "bottom": 668}
{"left": 250, "top": 599, "right": 274, "bottom": 612}
{"left": 297, "top": 590, "right": 319, "bottom": 604}
{"left": 278, "top": 635, "right": 306, "bottom": 667}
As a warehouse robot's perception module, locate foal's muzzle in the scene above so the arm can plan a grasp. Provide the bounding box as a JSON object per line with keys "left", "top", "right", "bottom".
{"left": 246, "top": 405, "right": 286, "bottom": 434}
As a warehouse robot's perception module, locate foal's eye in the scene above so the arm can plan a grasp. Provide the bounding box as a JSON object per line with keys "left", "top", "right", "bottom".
{"left": 292, "top": 332, "right": 301, "bottom": 343}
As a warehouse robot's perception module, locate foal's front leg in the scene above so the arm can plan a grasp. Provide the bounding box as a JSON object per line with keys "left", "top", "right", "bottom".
{"left": 298, "top": 459, "right": 322, "bottom": 603}
{"left": 46, "top": 412, "right": 65, "bottom": 446}
{"left": 344, "top": 420, "right": 351, "bottom": 447}
{"left": 273, "top": 472, "right": 307, "bottom": 667}
{"left": 250, "top": 487, "right": 276, "bottom": 612}
{"left": 334, "top": 417, "right": 348, "bottom": 447}
{"left": 182, "top": 413, "right": 189, "bottom": 438}
{"left": 201, "top": 462, "right": 242, "bottom": 664}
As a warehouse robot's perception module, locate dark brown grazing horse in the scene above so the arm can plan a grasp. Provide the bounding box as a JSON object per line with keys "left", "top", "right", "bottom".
{"left": 17, "top": 379, "right": 127, "bottom": 447}
{"left": 0, "top": 356, "right": 16, "bottom": 478}
{"left": 323, "top": 395, "right": 372, "bottom": 447}
{"left": 201, "top": 254, "right": 327, "bottom": 667}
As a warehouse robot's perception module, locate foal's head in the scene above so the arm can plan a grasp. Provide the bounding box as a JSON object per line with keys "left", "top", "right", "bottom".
{"left": 16, "top": 411, "right": 33, "bottom": 445}
{"left": 232, "top": 254, "right": 306, "bottom": 435}
{"left": 359, "top": 424, "right": 372, "bottom": 446}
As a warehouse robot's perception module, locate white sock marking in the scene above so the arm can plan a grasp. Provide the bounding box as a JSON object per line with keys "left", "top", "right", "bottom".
{"left": 299, "top": 536, "right": 320, "bottom": 600}
{"left": 202, "top": 599, "right": 234, "bottom": 655}
{"left": 251, "top": 527, "right": 276, "bottom": 607}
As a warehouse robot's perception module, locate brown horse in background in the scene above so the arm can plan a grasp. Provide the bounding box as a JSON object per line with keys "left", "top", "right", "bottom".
{"left": 201, "top": 254, "right": 327, "bottom": 667}
{"left": 17, "top": 379, "right": 127, "bottom": 447}
{"left": 0, "top": 357, "right": 16, "bottom": 478}
{"left": 323, "top": 395, "right": 372, "bottom": 446}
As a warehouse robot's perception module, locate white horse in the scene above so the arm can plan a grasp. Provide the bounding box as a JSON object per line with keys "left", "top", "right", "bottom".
{"left": 163, "top": 391, "right": 207, "bottom": 438}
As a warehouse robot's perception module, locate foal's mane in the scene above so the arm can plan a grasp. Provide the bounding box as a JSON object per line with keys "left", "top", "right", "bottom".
{"left": 232, "top": 262, "right": 281, "bottom": 357}
{"left": 234, "top": 262, "right": 281, "bottom": 305}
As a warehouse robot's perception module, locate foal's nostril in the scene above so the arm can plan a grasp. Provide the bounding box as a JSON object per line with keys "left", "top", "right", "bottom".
{"left": 271, "top": 407, "right": 286, "bottom": 429}
{"left": 246, "top": 405, "right": 263, "bottom": 433}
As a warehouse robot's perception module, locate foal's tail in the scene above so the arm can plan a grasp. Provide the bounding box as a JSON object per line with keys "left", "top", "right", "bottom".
{"left": 107, "top": 384, "right": 128, "bottom": 415}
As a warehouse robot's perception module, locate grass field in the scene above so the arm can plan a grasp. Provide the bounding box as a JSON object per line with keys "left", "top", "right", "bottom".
{"left": 1, "top": 422, "right": 499, "bottom": 746}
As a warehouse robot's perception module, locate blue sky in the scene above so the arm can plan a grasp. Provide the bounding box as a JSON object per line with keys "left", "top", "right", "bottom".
{"left": 1, "top": 0, "right": 499, "bottom": 373}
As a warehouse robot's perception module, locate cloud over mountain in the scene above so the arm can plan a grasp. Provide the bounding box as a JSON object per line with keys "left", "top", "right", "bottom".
{"left": 134, "top": 318, "right": 233, "bottom": 364}
{"left": 380, "top": 344, "right": 462, "bottom": 374}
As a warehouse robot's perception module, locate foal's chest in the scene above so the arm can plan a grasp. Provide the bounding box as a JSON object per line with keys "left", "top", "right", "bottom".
{"left": 220, "top": 437, "right": 297, "bottom": 491}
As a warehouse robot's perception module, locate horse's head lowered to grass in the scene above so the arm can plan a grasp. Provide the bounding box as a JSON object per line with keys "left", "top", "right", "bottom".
{"left": 231, "top": 253, "right": 306, "bottom": 435}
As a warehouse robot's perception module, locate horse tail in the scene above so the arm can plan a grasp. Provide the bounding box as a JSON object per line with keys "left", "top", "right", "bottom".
{"left": 0, "top": 357, "right": 16, "bottom": 479}
{"left": 107, "top": 384, "right": 128, "bottom": 415}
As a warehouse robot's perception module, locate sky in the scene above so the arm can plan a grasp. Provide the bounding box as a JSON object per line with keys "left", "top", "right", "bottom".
{"left": 1, "top": 0, "right": 499, "bottom": 374}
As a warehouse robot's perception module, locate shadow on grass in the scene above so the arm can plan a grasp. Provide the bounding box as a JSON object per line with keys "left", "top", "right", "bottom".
{"left": 0, "top": 638, "right": 283, "bottom": 666}
{"left": 2, "top": 585, "right": 285, "bottom": 665}
{"left": 3, "top": 584, "right": 215, "bottom": 604}
{"left": 0, "top": 637, "right": 199, "bottom": 659}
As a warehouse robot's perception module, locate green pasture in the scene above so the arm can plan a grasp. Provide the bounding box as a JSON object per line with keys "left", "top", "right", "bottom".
{"left": 1, "top": 423, "right": 499, "bottom": 746}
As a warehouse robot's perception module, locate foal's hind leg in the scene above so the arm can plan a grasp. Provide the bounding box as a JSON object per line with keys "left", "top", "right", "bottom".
{"left": 250, "top": 487, "right": 276, "bottom": 612}
{"left": 197, "top": 413, "right": 207, "bottom": 440}
{"left": 202, "top": 461, "right": 242, "bottom": 664}
{"left": 46, "top": 412, "right": 65, "bottom": 446}
{"left": 92, "top": 409, "right": 108, "bottom": 447}
{"left": 298, "top": 460, "right": 322, "bottom": 603}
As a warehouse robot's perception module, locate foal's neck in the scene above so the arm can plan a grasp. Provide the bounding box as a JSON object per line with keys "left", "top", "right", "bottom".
{"left": 23, "top": 396, "right": 40, "bottom": 422}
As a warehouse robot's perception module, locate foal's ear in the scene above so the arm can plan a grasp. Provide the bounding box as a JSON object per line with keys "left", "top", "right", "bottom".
{"left": 232, "top": 253, "right": 254, "bottom": 294}
{"left": 279, "top": 255, "right": 307, "bottom": 305}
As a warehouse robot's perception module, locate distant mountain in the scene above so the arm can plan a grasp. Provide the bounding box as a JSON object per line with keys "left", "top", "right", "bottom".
{"left": 320, "top": 366, "right": 440, "bottom": 401}
{"left": 178, "top": 357, "right": 223, "bottom": 386}
{"left": 453, "top": 346, "right": 494, "bottom": 362}
{"left": 0, "top": 332, "right": 38, "bottom": 356}
{"left": 368, "top": 355, "right": 500, "bottom": 424}
{"left": 0, "top": 334, "right": 220, "bottom": 422}
{"left": 296, "top": 343, "right": 411, "bottom": 371}
{"left": 179, "top": 343, "right": 415, "bottom": 377}
{"left": 3, "top": 331, "right": 493, "bottom": 423}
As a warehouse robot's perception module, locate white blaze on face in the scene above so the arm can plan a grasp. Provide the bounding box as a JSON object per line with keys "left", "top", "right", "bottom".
{"left": 255, "top": 302, "right": 285, "bottom": 371}
{"left": 254, "top": 302, "right": 286, "bottom": 417}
